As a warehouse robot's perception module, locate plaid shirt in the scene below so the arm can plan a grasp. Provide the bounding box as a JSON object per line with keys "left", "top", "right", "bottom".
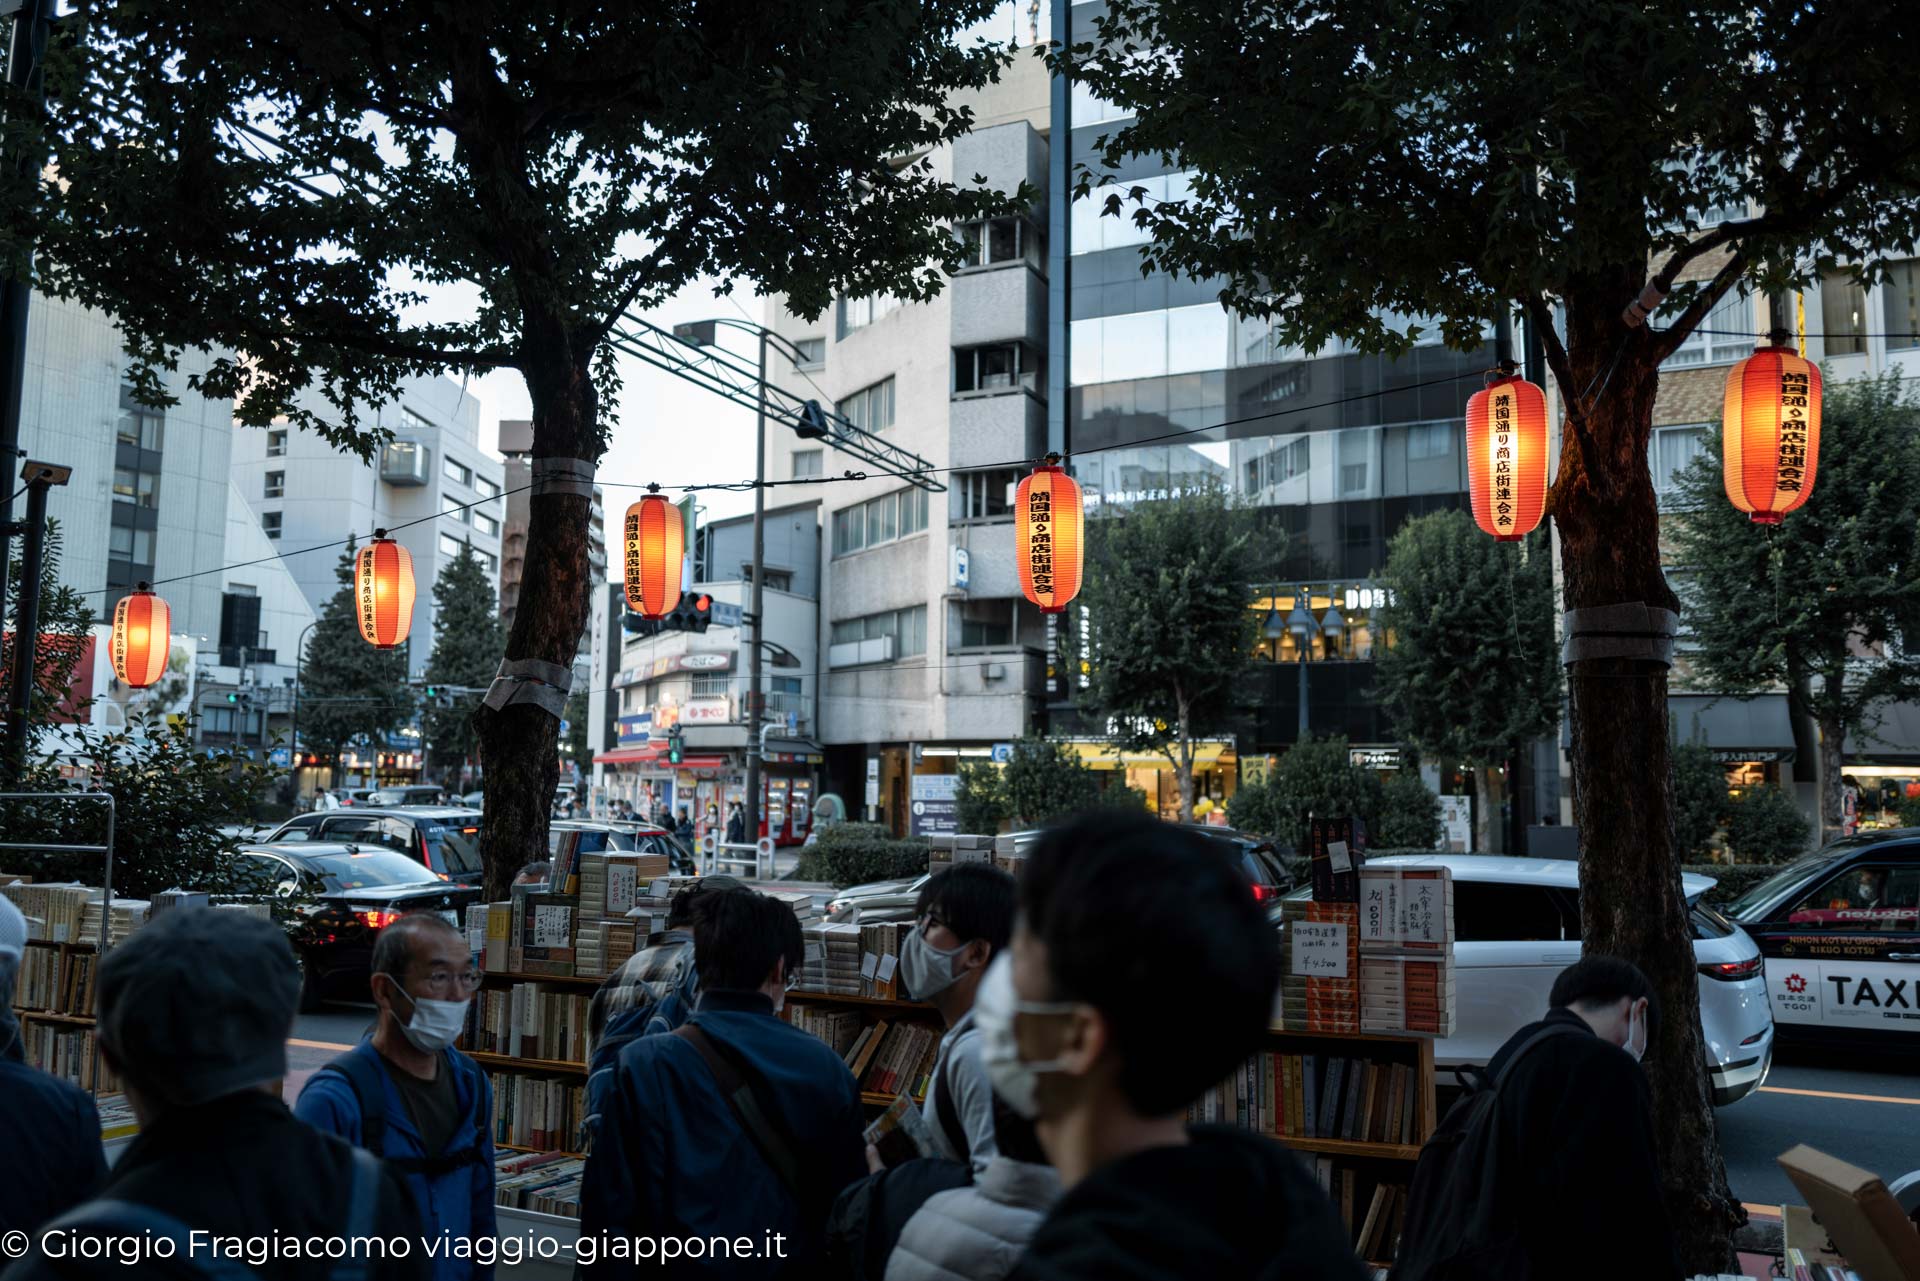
{"left": 585, "top": 928, "right": 699, "bottom": 1064}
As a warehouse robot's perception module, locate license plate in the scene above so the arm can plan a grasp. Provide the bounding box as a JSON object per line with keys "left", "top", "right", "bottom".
{"left": 437, "top": 910, "right": 458, "bottom": 927}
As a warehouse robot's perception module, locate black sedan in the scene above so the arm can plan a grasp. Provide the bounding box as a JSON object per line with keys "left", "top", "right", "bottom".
{"left": 231, "top": 842, "right": 486, "bottom": 1011}
{"left": 1721, "top": 831, "right": 1920, "bottom": 1043}
{"left": 263, "top": 806, "right": 484, "bottom": 883}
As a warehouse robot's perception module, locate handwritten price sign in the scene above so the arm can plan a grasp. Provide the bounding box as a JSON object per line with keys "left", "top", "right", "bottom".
{"left": 1290, "top": 921, "right": 1350, "bottom": 978}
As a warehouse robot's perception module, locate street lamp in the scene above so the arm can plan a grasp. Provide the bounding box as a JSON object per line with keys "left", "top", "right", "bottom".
{"left": 290, "top": 618, "right": 320, "bottom": 791}
{"left": 672, "top": 317, "right": 816, "bottom": 850}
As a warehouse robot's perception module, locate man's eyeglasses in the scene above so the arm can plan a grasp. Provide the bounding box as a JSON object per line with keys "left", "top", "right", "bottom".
{"left": 916, "top": 911, "right": 950, "bottom": 937}
{"left": 420, "top": 967, "right": 483, "bottom": 995}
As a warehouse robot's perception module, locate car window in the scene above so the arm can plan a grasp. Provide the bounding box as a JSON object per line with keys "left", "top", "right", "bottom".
{"left": 1691, "top": 903, "right": 1736, "bottom": 939}
{"left": 320, "top": 817, "right": 379, "bottom": 842}
{"left": 232, "top": 853, "right": 294, "bottom": 895}
{"left": 377, "top": 818, "right": 419, "bottom": 855}
{"left": 423, "top": 821, "right": 483, "bottom": 877}
{"left": 1454, "top": 881, "right": 1575, "bottom": 942}
{"left": 304, "top": 849, "right": 439, "bottom": 891}
{"left": 1722, "top": 852, "right": 1844, "bottom": 918}
{"left": 1787, "top": 864, "right": 1920, "bottom": 932}
{"left": 273, "top": 818, "right": 321, "bottom": 841}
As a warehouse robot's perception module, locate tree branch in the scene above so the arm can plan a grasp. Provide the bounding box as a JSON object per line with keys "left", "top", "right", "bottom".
{"left": 1648, "top": 249, "right": 1749, "bottom": 365}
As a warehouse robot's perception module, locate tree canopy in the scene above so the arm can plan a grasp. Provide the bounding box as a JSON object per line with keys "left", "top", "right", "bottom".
{"left": 422, "top": 540, "right": 504, "bottom": 776}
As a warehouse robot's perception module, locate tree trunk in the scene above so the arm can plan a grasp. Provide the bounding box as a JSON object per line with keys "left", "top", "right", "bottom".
{"left": 1818, "top": 707, "right": 1847, "bottom": 843}
{"left": 473, "top": 349, "right": 597, "bottom": 901}
{"left": 1471, "top": 765, "right": 1494, "bottom": 853}
{"left": 1555, "top": 291, "right": 1741, "bottom": 1271}
{"left": 1175, "top": 692, "right": 1194, "bottom": 822}
{"left": 1786, "top": 665, "right": 1821, "bottom": 835}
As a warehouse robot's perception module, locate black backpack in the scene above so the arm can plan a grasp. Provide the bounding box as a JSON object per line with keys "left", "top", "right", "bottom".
{"left": 1390, "top": 1023, "right": 1582, "bottom": 1281}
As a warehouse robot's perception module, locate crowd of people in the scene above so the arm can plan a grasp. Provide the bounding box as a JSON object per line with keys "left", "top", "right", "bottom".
{"left": 0, "top": 811, "right": 1682, "bottom": 1280}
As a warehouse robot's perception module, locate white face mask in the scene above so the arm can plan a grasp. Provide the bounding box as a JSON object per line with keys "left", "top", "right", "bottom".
{"left": 391, "top": 984, "right": 470, "bottom": 1054}
{"left": 899, "top": 927, "right": 969, "bottom": 1002}
{"left": 972, "top": 954, "right": 1077, "bottom": 1119}
{"left": 1625, "top": 1000, "right": 1648, "bottom": 1063}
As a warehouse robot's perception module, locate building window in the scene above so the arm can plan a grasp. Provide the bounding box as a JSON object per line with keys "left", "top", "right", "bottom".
{"left": 474, "top": 511, "right": 500, "bottom": 537}
{"left": 476, "top": 548, "right": 498, "bottom": 574}
{"left": 475, "top": 475, "right": 501, "bottom": 499}
{"left": 1653, "top": 424, "right": 1709, "bottom": 495}
{"left": 837, "top": 377, "right": 895, "bottom": 434}
{"left": 112, "top": 467, "right": 159, "bottom": 508}
{"left": 954, "top": 343, "right": 1034, "bottom": 395}
{"left": 442, "top": 495, "right": 471, "bottom": 523}
{"left": 691, "top": 672, "right": 730, "bottom": 698}
{"left": 830, "top": 605, "right": 927, "bottom": 660}
{"left": 260, "top": 512, "right": 281, "bottom": 541}
{"left": 1406, "top": 422, "right": 1453, "bottom": 461}
{"left": 110, "top": 525, "right": 157, "bottom": 561}
{"left": 1882, "top": 259, "right": 1920, "bottom": 353}
{"left": 264, "top": 471, "right": 285, "bottom": 499}
{"left": 954, "top": 467, "right": 1018, "bottom": 522}
{"left": 443, "top": 457, "right": 473, "bottom": 487}
{"left": 1243, "top": 437, "right": 1310, "bottom": 493}
{"left": 951, "top": 599, "right": 1015, "bottom": 650}
{"left": 440, "top": 533, "right": 470, "bottom": 558}
{"left": 266, "top": 429, "right": 287, "bottom": 457}
{"left": 954, "top": 217, "right": 1031, "bottom": 270}
{"left": 402, "top": 408, "right": 435, "bottom": 434}
{"left": 838, "top": 294, "right": 900, "bottom": 339}
{"left": 792, "top": 449, "right": 824, "bottom": 479}
{"left": 1821, "top": 271, "right": 1868, "bottom": 357}
{"left": 743, "top": 566, "right": 794, "bottom": 592}
{"left": 792, "top": 338, "right": 825, "bottom": 370}
{"left": 116, "top": 381, "right": 164, "bottom": 451}
{"left": 1662, "top": 290, "right": 1758, "bottom": 367}
{"left": 832, "top": 486, "right": 928, "bottom": 556}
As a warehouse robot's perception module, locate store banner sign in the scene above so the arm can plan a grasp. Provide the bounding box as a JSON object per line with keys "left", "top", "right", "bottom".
{"left": 910, "top": 773, "right": 959, "bottom": 837}
{"left": 616, "top": 713, "right": 652, "bottom": 746}
{"left": 681, "top": 697, "right": 731, "bottom": 724}
{"left": 1439, "top": 795, "right": 1472, "bottom": 851}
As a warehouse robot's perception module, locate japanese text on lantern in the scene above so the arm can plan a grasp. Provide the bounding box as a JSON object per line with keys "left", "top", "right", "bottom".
{"left": 1028, "top": 489, "right": 1053, "bottom": 596}
{"left": 357, "top": 547, "right": 376, "bottom": 632}
{"left": 1776, "top": 369, "right": 1810, "bottom": 494}
{"left": 624, "top": 510, "right": 640, "bottom": 580}
{"left": 1491, "top": 389, "right": 1515, "bottom": 530}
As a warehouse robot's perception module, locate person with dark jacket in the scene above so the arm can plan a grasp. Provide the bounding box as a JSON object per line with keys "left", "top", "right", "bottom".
{"left": 0, "top": 897, "right": 106, "bottom": 1238}
{"left": 2, "top": 906, "right": 427, "bottom": 1281}
{"left": 297, "top": 913, "right": 496, "bottom": 1281}
{"left": 726, "top": 802, "right": 747, "bottom": 845}
{"left": 990, "top": 812, "right": 1364, "bottom": 1281}
{"left": 579, "top": 887, "right": 868, "bottom": 1277}
{"left": 1478, "top": 957, "right": 1681, "bottom": 1281}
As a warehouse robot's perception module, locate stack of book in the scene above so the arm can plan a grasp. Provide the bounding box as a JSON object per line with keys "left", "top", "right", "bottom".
{"left": 991, "top": 833, "right": 1027, "bottom": 876}
{"left": 0, "top": 883, "right": 92, "bottom": 943}
{"left": 1357, "top": 866, "right": 1456, "bottom": 1036}
{"left": 1306, "top": 1161, "right": 1407, "bottom": 1264}
{"left": 1277, "top": 899, "right": 1361, "bottom": 1032}
{"left": 493, "top": 1150, "right": 587, "bottom": 1214}
{"left": 485, "top": 1073, "right": 588, "bottom": 1153}
{"left": 579, "top": 852, "right": 671, "bottom": 919}
{"left": 1308, "top": 816, "right": 1367, "bottom": 902}
{"left": 855, "top": 1022, "right": 941, "bottom": 1099}
{"left": 209, "top": 902, "right": 271, "bottom": 922}
{"left": 468, "top": 982, "right": 592, "bottom": 1063}
{"left": 1190, "top": 1052, "right": 1418, "bottom": 1145}
{"left": 790, "top": 1004, "right": 865, "bottom": 1057}
{"left": 796, "top": 922, "right": 863, "bottom": 995}
{"left": 511, "top": 892, "right": 577, "bottom": 977}
{"left": 78, "top": 898, "right": 150, "bottom": 947}
{"left": 859, "top": 921, "right": 911, "bottom": 998}
{"left": 24, "top": 1023, "right": 117, "bottom": 1091}
{"left": 12, "top": 944, "right": 63, "bottom": 1010}
{"left": 480, "top": 902, "right": 514, "bottom": 972}
{"left": 928, "top": 834, "right": 993, "bottom": 872}
{"left": 97, "top": 1093, "right": 140, "bottom": 1142}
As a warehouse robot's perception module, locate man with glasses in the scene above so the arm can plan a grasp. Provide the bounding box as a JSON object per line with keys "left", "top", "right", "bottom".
{"left": 297, "top": 913, "right": 497, "bottom": 1281}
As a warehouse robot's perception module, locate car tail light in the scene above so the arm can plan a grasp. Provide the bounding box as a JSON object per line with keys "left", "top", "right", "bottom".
{"left": 356, "top": 910, "right": 400, "bottom": 930}
{"left": 1250, "top": 883, "right": 1280, "bottom": 902}
{"left": 1698, "top": 956, "right": 1763, "bottom": 981}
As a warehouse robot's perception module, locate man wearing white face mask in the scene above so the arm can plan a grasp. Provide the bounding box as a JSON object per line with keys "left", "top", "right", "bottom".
{"left": 298, "top": 913, "right": 498, "bottom": 1281}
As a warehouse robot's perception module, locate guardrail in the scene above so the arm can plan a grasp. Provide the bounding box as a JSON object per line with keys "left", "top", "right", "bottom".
{"left": 700, "top": 834, "right": 776, "bottom": 880}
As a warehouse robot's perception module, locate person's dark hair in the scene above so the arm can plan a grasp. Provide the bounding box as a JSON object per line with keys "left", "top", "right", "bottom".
{"left": 914, "top": 863, "right": 1016, "bottom": 955}
{"left": 371, "top": 911, "right": 463, "bottom": 980}
{"left": 1019, "top": 810, "right": 1279, "bottom": 1117}
{"left": 693, "top": 888, "right": 804, "bottom": 992}
{"left": 1550, "top": 956, "right": 1661, "bottom": 1044}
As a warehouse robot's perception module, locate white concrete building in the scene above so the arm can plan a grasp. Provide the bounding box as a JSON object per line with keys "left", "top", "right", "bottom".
{"left": 228, "top": 373, "right": 503, "bottom": 679}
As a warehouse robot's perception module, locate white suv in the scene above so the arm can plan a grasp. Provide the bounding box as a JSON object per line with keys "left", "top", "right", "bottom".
{"left": 1280, "top": 854, "right": 1774, "bottom": 1106}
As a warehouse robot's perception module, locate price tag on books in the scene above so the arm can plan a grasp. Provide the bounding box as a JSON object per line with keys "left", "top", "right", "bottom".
{"left": 1403, "top": 879, "right": 1445, "bottom": 946}
{"left": 1327, "top": 841, "right": 1353, "bottom": 873}
{"left": 860, "top": 952, "right": 880, "bottom": 980}
{"left": 607, "top": 864, "right": 639, "bottom": 915}
{"left": 1291, "top": 921, "right": 1349, "bottom": 977}
{"left": 647, "top": 878, "right": 670, "bottom": 899}
{"left": 805, "top": 942, "right": 826, "bottom": 965}
{"left": 532, "top": 904, "right": 572, "bottom": 948}
{"left": 876, "top": 954, "right": 898, "bottom": 984}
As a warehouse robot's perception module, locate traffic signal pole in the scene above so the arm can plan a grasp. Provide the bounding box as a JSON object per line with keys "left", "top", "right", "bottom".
{"left": 743, "top": 328, "right": 768, "bottom": 852}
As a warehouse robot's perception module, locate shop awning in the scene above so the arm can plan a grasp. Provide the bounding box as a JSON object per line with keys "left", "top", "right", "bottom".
{"left": 1845, "top": 703, "right": 1920, "bottom": 765}
{"left": 1562, "top": 694, "right": 1796, "bottom": 762}
{"left": 1064, "top": 741, "right": 1235, "bottom": 771}
{"left": 594, "top": 746, "right": 662, "bottom": 765}
{"left": 762, "top": 735, "right": 826, "bottom": 765}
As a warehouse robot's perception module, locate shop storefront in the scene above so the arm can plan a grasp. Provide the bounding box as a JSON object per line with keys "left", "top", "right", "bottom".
{"left": 1063, "top": 739, "right": 1240, "bottom": 820}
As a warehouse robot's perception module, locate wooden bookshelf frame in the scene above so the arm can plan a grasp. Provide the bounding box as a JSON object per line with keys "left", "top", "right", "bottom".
{"left": 8, "top": 939, "right": 117, "bottom": 1095}
{"left": 783, "top": 989, "right": 944, "bottom": 1107}
{"left": 1261, "top": 1026, "right": 1438, "bottom": 1157}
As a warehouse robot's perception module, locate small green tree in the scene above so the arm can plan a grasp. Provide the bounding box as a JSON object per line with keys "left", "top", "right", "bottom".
{"left": 955, "top": 760, "right": 1009, "bottom": 834}
{"left": 422, "top": 541, "right": 503, "bottom": 779}
{"left": 0, "top": 523, "right": 95, "bottom": 767}
{"left": 1001, "top": 737, "right": 1101, "bottom": 828}
{"left": 1373, "top": 513, "right": 1562, "bottom": 852}
{"left": 1671, "top": 374, "right": 1920, "bottom": 842}
{"left": 1229, "top": 735, "right": 1381, "bottom": 852}
{"left": 1077, "top": 486, "right": 1277, "bottom": 821}
{"left": 1724, "top": 785, "right": 1812, "bottom": 864}
{"left": 1377, "top": 770, "right": 1443, "bottom": 851}
{"left": 300, "top": 539, "right": 414, "bottom": 780}
{"left": 1672, "top": 742, "right": 1728, "bottom": 862}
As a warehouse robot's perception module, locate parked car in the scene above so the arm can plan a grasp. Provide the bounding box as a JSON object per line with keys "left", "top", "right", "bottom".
{"left": 825, "top": 825, "right": 1291, "bottom": 922}
{"left": 549, "top": 819, "right": 697, "bottom": 877}
{"left": 1719, "top": 832, "right": 1920, "bottom": 1044}
{"left": 1277, "top": 854, "right": 1773, "bottom": 1106}
{"left": 369, "top": 784, "right": 447, "bottom": 806}
{"left": 262, "top": 807, "right": 484, "bottom": 883}
{"left": 230, "top": 842, "right": 486, "bottom": 1011}
{"left": 459, "top": 790, "right": 485, "bottom": 808}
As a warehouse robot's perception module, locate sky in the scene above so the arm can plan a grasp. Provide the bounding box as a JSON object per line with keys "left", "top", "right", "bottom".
{"left": 438, "top": 0, "right": 1050, "bottom": 532}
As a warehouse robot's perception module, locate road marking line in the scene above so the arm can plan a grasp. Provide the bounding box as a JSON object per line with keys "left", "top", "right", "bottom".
{"left": 1759, "top": 1085, "right": 1920, "bottom": 1106}
{"left": 287, "top": 1037, "right": 354, "bottom": 1052}
{"left": 1742, "top": 1203, "right": 1781, "bottom": 1220}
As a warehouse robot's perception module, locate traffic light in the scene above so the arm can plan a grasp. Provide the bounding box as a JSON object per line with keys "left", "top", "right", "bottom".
{"left": 667, "top": 727, "right": 685, "bottom": 765}
{"left": 623, "top": 593, "right": 712, "bottom": 636}
{"left": 796, "top": 399, "right": 830, "bottom": 440}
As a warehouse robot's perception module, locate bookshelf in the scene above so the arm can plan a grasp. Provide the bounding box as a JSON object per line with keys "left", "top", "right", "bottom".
{"left": 783, "top": 989, "right": 945, "bottom": 1107}
{"left": 9, "top": 938, "right": 118, "bottom": 1094}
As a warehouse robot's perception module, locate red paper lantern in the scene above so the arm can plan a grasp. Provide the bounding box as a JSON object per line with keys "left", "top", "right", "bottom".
{"left": 1465, "top": 372, "right": 1549, "bottom": 542}
{"left": 1723, "top": 338, "right": 1822, "bottom": 524}
{"left": 624, "top": 493, "right": 684, "bottom": 618}
{"left": 1016, "top": 459, "right": 1084, "bottom": 614}
{"left": 110, "top": 582, "right": 170, "bottom": 688}
{"left": 355, "top": 530, "right": 416, "bottom": 650}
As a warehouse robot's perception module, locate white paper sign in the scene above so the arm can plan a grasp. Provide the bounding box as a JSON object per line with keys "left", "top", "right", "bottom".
{"left": 1403, "top": 879, "right": 1446, "bottom": 946}
{"left": 532, "top": 904, "right": 572, "bottom": 948}
{"left": 804, "top": 942, "right": 826, "bottom": 965}
{"left": 1360, "top": 874, "right": 1400, "bottom": 946}
{"left": 1327, "top": 841, "right": 1353, "bottom": 873}
{"left": 607, "top": 864, "right": 639, "bottom": 915}
{"left": 860, "top": 952, "right": 880, "bottom": 979}
{"left": 1290, "top": 921, "right": 1350, "bottom": 978}
{"left": 649, "top": 913, "right": 667, "bottom": 938}
{"left": 647, "top": 878, "right": 670, "bottom": 899}
{"left": 876, "top": 954, "right": 899, "bottom": 983}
